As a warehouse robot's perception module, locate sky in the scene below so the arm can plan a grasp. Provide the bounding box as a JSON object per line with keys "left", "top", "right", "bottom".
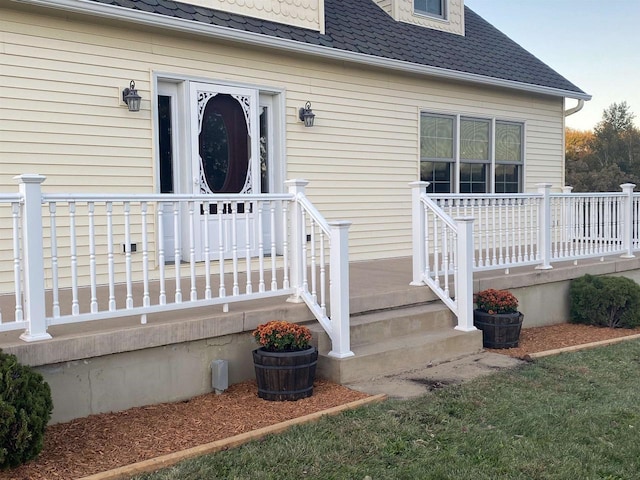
{"left": 464, "top": 0, "right": 640, "bottom": 131}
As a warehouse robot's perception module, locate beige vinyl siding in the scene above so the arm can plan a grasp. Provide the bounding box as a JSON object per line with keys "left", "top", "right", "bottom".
{"left": 0, "top": 6, "right": 565, "bottom": 287}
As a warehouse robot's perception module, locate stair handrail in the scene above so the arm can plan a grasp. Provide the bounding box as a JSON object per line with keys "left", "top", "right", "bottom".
{"left": 286, "top": 180, "right": 354, "bottom": 358}
{"left": 410, "top": 182, "right": 475, "bottom": 332}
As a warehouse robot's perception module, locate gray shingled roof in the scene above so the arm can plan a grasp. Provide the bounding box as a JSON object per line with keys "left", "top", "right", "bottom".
{"left": 90, "top": 0, "right": 587, "bottom": 97}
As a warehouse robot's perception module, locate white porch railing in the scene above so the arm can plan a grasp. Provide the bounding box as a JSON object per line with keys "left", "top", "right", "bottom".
{"left": 0, "top": 175, "right": 353, "bottom": 358}
{"left": 411, "top": 182, "right": 639, "bottom": 330}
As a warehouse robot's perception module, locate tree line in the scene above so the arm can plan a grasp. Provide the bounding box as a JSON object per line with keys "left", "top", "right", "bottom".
{"left": 566, "top": 102, "right": 640, "bottom": 192}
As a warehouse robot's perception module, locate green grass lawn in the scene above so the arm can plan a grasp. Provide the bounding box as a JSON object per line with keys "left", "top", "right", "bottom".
{"left": 135, "top": 341, "right": 640, "bottom": 480}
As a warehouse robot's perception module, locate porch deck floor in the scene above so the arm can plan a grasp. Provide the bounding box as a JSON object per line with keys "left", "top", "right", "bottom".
{"left": 1, "top": 254, "right": 639, "bottom": 361}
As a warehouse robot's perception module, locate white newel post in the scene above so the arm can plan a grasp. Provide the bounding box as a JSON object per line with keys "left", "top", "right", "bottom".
{"left": 285, "top": 179, "right": 309, "bottom": 302}
{"left": 410, "top": 181, "right": 429, "bottom": 286}
{"left": 15, "top": 174, "right": 52, "bottom": 342}
{"left": 536, "top": 183, "right": 553, "bottom": 270}
{"left": 454, "top": 217, "right": 476, "bottom": 332}
{"left": 328, "top": 220, "right": 354, "bottom": 358}
{"left": 621, "top": 183, "right": 636, "bottom": 258}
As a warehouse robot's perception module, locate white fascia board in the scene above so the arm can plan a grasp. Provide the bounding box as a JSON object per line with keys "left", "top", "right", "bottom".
{"left": 12, "top": 0, "right": 592, "bottom": 101}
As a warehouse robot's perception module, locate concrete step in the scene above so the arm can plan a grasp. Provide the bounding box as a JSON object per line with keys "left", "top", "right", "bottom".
{"left": 310, "top": 300, "right": 483, "bottom": 384}
{"left": 317, "top": 328, "right": 483, "bottom": 384}
{"left": 309, "top": 303, "right": 455, "bottom": 353}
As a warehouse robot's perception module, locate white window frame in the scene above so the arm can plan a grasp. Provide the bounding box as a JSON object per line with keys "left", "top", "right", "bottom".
{"left": 420, "top": 112, "right": 525, "bottom": 194}
{"left": 414, "top": 0, "right": 447, "bottom": 20}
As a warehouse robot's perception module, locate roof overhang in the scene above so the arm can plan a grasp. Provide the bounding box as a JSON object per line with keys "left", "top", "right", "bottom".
{"left": 11, "top": 0, "right": 592, "bottom": 101}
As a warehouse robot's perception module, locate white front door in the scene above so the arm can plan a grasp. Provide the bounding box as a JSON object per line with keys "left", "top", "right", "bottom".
{"left": 189, "top": 82, "right": 260, "bottom": 260}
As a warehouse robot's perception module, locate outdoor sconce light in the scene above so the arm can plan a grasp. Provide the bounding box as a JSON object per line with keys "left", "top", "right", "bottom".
{"left": 122, "top": 80, "right": 142, "bottom": 112}
{"left": 298, "top": 101, "right": 315, "bottom": 127}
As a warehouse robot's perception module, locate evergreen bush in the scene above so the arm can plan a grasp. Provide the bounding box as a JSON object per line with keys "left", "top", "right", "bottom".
{"left": 569, "top": 274, "right": 640, "bottom": 328}
{"left": 0, "top": 350, "right": 53, "bottom": 469}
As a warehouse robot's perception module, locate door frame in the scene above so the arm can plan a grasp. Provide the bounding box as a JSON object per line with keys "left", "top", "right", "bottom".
{"left": 153, "top": 74, "right": 286, "bottom": 261}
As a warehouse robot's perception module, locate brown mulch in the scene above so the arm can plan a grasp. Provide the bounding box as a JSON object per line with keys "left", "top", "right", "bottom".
{"left": 487, "top": 323, "right": 640, "bottom": 358}
{"left": 1, "top": 380, "right": 369, "bottom": 480}
{"left": 4, "top": 323, "right": 640, "bottom": 480}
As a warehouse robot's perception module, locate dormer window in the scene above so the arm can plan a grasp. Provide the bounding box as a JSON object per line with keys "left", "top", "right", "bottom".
{"left": 414, "top": 0, "right": 446, "bottom": 20}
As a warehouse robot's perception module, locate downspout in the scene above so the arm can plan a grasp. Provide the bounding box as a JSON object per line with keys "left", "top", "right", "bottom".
{"left": 562, "top": 99, "right": 585, "bottom": 188}
{"left": 564, "top": 99, "right": 585, "bottom": 117}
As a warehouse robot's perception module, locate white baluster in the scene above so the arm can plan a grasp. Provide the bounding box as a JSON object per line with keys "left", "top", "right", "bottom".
{"left": 11, "top": 202, "right": 23, "bottom": 322}
{"left": 310, "top": 220, "right": 317, "bottom": 303}
{"left": 124, "top": 202, "right": 133, "bottom": 310}
{"left": 106, "top": 202, "right": 116, "bottom": 311}
{"left": 203, "top": 201, "right": 212, "bottom": 300}
{"left": 49, "top": 203, "right": 60, "bottom": 318}
{"left": 320, "top": 230, "right": 326, "bottom": 316}
{"left": 188, "top": 201, "right": 197, "bottom": 302}
{"left": 442, "top": 226, "right": 449, "bottom": 298}
{"left": 218, "top": 201, "right": 226, "bottom": 299}
{"left": 282, "top": 199, "right": 290, "bottom": 289}
{"left": 157, "top": 203, "right": 167, "bottom": 305}
{"left": 173, "top": 201, "right": 182, "bottom": 303}
{"left": 88, "top": 202, "right": 98, "bottom": 313}
{"left": 301, "top": 209, "right": 309, "bottom": 294}
{"left": 245, "top": 201, "right": 252, "bottom": 295}
{"left": 258, "top": 200, "right": 265, "bottom": 293}
{"left": 270, "top": 201, "right": 277, "bottom": 291}
{"left": 232, "top": 201, "right": 239, "bottom": 296}
{"left": 69, "top": 202, "right": 79, "bottom": 315}
{"left": 141, "top": 202, "right": 150, "bottom": 323}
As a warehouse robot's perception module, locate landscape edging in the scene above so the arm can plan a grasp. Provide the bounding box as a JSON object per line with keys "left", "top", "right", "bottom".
{"left": 524, "top": 333, "right": 640, "bottom": 360}
{"left": 78, "top": 394, "right": 387, "bottom": 480}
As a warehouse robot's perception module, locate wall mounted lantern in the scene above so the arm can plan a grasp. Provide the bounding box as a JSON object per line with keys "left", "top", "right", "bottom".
{"left": 298, "top": 101, "right": 315, "bottom": 127}
{"left": 122, "top": 80, "right": 142, "bottom": 112}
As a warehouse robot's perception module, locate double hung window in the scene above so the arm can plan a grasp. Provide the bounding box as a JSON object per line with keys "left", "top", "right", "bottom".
{"left": 420, "top": 113, "right": 524, "bottom": 193}
{"left": 414, "top": 0, "right": 446, "bottom": 19}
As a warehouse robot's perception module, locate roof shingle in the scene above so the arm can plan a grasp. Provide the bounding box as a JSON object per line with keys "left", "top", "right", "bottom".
{"left": 89, "top": 0, "right": 586, "bottom": 96}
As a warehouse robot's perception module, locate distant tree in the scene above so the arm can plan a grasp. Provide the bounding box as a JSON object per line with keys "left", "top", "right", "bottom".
{"left": 566, "top": 102, "right": 640, "bottom": 192}
{"left": 592, "top": 102, "right": 637, "bottom": 171}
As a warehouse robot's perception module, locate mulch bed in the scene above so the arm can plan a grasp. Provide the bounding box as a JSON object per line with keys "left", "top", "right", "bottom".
{"left": 3, "top": 323, "right": 639, "bottom": 479}
{"left": 486, "top": 323, "right": 640, "bottom": 358}
{"left": 1, "top": 380, "right": 368, "bottom": 480}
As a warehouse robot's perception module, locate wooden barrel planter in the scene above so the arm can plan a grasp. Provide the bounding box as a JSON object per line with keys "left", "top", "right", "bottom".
{"left": 473, "top": 310, "right": 524, "bottom": 349}
{"left": 252, "top": 346, "right": 318, "bottom": 401}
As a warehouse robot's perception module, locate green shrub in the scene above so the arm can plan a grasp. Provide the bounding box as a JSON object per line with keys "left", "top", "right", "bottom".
{"left": 569, "top": 274, "right": 640, "bottom": 328}
{"left": 0, "top": 350, "right": 53, "bottom": 469}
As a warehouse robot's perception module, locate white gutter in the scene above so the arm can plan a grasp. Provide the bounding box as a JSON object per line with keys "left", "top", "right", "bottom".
{"left": 564, "top": 99, "right": 585, "bottom": 116}
{"left": 12, "top": 0, "right": 592, "bottom": 101}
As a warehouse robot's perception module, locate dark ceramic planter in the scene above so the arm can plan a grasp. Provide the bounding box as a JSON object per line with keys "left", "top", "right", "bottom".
{"left": 473, "top": 309, "right": 524, "bottom": 349}
{"left": 252, "top": 346, "right": 318, "bottom": 401}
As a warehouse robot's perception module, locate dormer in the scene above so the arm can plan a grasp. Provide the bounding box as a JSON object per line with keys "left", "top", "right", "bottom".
{"left": 186, "top": 0, "right": 325, "bottom": 33}
{"left": 373, "top": 0, "right": 465, "bottom": 36}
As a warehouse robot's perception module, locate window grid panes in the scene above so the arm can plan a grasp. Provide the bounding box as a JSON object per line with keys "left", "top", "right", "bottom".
{"left": 414, "top": 0, "right": 445, "bottom": 18}
{"left": 460, "top": 118, "right": 490, "bottom": 161}
{"left": 460, "top": 163, "right": 487, "bottom": 194}
{"left": 420, "top": 115, "right": 454, "bottom": 159}
{"left": 496, "top": 122, "right": 523, "bottom": 162}
{"left": 421, "top": 161, "right": 452, "bottom": 193}
{"left": 419, "top": 113, "right": 524, "bottom": 194}
{"left": 495, "top": 164, "right": 520, "bottom": 193}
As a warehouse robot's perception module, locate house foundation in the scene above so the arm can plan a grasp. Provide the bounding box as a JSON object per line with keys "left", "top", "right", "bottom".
{"left": 2, "top": 256, "right": 640, "bottom": 424}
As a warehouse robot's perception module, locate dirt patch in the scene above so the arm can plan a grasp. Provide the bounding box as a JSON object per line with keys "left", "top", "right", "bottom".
{"left": 1, "top": 380, "right": 368, "bottom": 480}
{"left": 487, "top": 323, "right": 640, "bottom": 359}
{"left": 408, "top": 378, "right": 453, "bottom": 391}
